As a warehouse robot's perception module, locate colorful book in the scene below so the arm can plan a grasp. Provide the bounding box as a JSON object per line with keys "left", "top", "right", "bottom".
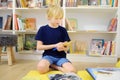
{"left": 86, "top": 68, "right": 120, "bottom": 80}
{"left": 24, "top": 34, "right": 36, "bottom": 50}
{"left": 25, "top": 18, "right": 36, "bottom": 31}
{"left": 108, "top": 17, "right": 117, "bottom": 31}
{"left": 65, "top": 18, "right": 77, "bottom": 31}
{"left": 89, "top": 39, "right": 104, "bottom": 56}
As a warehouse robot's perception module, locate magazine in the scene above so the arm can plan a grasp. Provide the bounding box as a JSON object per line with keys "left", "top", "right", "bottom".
{"left": 86, "top": 68, "right": 120, "bottom": 80}
{"left": 49, "top": 72, "right": 82, "bottom": 80}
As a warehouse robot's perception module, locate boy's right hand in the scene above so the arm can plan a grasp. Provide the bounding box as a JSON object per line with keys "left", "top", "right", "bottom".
{"left": 55, "top": 42, "right": 66, "bottom": 51}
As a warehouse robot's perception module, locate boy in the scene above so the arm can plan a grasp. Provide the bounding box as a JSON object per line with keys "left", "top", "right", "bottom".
{"left": 35, "top": 5, "right": 76, "bottom": 74}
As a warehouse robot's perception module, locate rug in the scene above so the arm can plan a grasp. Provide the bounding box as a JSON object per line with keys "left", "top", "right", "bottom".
{"left": 21, "top": 70, "right": 93, "bottom": 80}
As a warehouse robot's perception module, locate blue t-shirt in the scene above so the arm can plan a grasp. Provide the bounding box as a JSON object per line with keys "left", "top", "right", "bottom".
{"left": 35, "top": 25, "right": 70, "bottom": 58}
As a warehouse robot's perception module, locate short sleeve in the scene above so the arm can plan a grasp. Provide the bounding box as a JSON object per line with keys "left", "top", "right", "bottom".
{"left": 35, "top": 27, "right": 44, "bottom": 41}
{"left": 63, "top": 28, "right": 70, "bottom": 42}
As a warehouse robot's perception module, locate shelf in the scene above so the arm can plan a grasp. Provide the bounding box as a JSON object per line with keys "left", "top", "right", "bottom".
{"left": 68, "top": 30, "right": 117, "bottom": 34}
{"left": 15, "top": 8, "right": 47, "bottom": 12}
{"left": 66, "top": 6, "right": 118, "bottom": 13}
{"left": 15, "top": 30, "right": 37, "bottom": 34}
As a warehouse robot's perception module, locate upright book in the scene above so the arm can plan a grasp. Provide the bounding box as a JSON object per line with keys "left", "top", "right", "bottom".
{"left": 86, "top": 67, "right": 120, "bottom": 80}
{"left": 0, "top": 17, "right": 3, "bottom": 29}
{"left": 24, "top": 34, "right": 36, "bottom": 50}
{"left": 89, "top": 39, "right": 104, "bottom": 56}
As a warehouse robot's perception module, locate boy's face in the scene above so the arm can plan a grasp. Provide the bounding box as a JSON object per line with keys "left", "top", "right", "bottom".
{"left": 49, "top": 17, "right": 62, "bottom": 27}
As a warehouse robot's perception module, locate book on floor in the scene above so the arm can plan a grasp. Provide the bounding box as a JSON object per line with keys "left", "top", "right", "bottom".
{"left": 86, "top": 67, "right": 120, "bottom": 80}
{"left": 49, "top": 72, "right": 82, "bottom": 80}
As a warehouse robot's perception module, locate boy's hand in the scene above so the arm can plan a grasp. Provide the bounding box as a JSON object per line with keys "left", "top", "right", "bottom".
{"left": 55, "top": 42, "right": 67, "bottom": 51}
{"left": 55, "top": 41, "right": 72, "bottom": 51}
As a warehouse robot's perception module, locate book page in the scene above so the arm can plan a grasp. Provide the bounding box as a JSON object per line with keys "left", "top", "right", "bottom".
{"left": 96, "top": 71, "right": 120, "bottom": 80}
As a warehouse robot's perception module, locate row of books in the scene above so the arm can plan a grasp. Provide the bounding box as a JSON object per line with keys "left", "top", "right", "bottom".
{"left": 14, "top": 14, "right": 36, "bottom": 31}
{"left": 89, "top": 39, "right": 115, "bottom": 56}
{"left": 16, "top": 0, "right": 63, "bottom": 8}
{"left": 1, "top": 15, "right": 117, "bottom": 32}
{"left": 17, "top": 35, "right": 116, "bottom": 57}
{"left": 0, "top": 0, "right": 12, "bottom": 8}
{"left": 17, "top": 34, "right": 36, "bottom": 52}
{"left": 0, "top": 14, "right": 13, "bottom": 30}
{"left": 66, "top": 0, "right": 118, "bottom": 7}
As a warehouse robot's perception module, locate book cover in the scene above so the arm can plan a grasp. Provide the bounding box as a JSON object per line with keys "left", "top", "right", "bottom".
{"left": 43, "top": 0, "right": 62, "bottom": 7}
{"left": 0, "top": 0, "right": 8, "bottom": 8}
{"left": 86, "top": 68, "right": 120, "bottom": 80}
{"left": 88, "top": 0, "right": 98, "bottom": 5}
{"left": 25, "top": 18, "right": 36, "bottom": 31}
{"left": 89, "top": 39, "right": 104, "bottom": 56}
{"left": 0, "top": 17, "right": 3, "bottom": 29}
{"left": 24, "top": 34, "right": 36, "bottom": 50}
{"left": 3, "top": 15, "right": 12, "bottom": 30}
{"left": 108, "top": 17, "right": 117, "bottom": 31}
{"left": 17, "top": 34, "right": 24, "bottom": 51}
{"left": 49, "top": 73, "right": 82, "bottom": 80}
{"left": 65, "top": 18, "right": 77, "bottom": 31}
{"left": 73, "top": 40, "right": 88, "bottom": 54}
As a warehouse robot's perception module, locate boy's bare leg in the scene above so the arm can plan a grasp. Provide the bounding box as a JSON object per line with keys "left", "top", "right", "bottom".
{"left": 37, "top": 59, "right": 50, "bottom": 74}
{"left": 50, "top": 62, "right": 76, "bottom": 73}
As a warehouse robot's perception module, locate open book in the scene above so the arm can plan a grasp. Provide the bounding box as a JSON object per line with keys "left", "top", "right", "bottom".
{"left": 49, "top": 72, "right": 82, "bottom": 80}
{"left": 86, "top": 68, "right": 120, "bottom": 80}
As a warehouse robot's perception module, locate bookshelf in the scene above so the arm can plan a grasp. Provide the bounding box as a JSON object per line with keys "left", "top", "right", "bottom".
{"left": 1, "top": 0, "right": 120, "bottom": 63}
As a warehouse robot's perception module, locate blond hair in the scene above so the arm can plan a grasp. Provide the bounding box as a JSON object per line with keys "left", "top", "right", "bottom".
{"left": 47, "top": 5, "right": 64, "bottom": 19}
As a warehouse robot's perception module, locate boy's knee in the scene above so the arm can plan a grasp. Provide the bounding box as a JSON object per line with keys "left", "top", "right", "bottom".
{"left": 37, "top": 64, "right": 49, "bottom": 74}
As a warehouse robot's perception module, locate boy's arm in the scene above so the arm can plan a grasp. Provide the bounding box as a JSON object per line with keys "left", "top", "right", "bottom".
{"left": 36, "top": 41, "right": 56, "bottom": 50}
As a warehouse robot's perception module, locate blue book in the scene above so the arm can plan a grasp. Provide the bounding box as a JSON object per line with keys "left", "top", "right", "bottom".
{"left": 86, "top": 68, "right": 120, "bottom": 80}
{"left": 0, "top": 17, "right": 3, "bottom": 29}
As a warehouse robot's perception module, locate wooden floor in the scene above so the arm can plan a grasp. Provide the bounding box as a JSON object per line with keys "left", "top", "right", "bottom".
{"left": 0, "top": 59, "right": 116, "bottom": 80}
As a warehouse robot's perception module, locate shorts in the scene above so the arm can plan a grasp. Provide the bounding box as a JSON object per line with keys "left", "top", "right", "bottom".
{"left": 42, "top": 55, "right": 70, "bottom": 67}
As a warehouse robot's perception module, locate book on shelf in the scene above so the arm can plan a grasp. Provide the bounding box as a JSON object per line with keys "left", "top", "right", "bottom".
{"left": 89, "top": 39, "right": 104, "bottom": 56}
{"left": 73, "top": 40, "right": 88, "bottom": 54}
{"left": 89, "top": 40, "right": 116, "bottom": 56}
{"left": 25, "top": 18, "right": 36, "bottom": 31}
{"left": 24, "top": 34, "right": 36, "bottom": 50}
{"left": 108, "top": 17, "right": 117, "bottom": 31}
{"left": 65, "top": 18, "right": 77, "bottom": 31}
{"left": 66, "top": 40, "right": 88, "bottom": 54}
{"left": 3, "top": 14, "right": 12, "bottom": 30}
{"left": 0, "top": 0, "right": 12, "bottom": 8}
{"left": 88, "top": 0, "right": 98, "bottom": 5}
{"left": 43, "top": 0, "right": 63, "bottom": 7}
{"left": 65, "top": 0, "right": 77, "bottom": 7}
{"left": 17, "top": 34, "right": 24, "bottom": 52}
{"left": 0, "top": 0, "right": 8, "bottom": 8}
{"left": 14, "top": 14, "right": 19, "bottom": 30}
{"left": 103, "top": 41, "right": 116, "bottom": 56}
{"left": 86, "top": 67, "right": 120, "bottom": 80}
{"left": 0, "top": 17, "right": 3, "bottom": 29}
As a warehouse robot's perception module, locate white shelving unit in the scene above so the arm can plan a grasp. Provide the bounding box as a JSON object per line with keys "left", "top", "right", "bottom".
{"left": 64, "top": 1, "right": 120, "bottom": 63}
{"left": 1, "top": 0, "right": 120, "bottom": 63}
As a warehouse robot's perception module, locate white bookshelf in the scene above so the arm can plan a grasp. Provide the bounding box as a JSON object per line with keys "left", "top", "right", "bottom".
{"left": 1, "top": 0, "right": 120, "bottom": 63}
